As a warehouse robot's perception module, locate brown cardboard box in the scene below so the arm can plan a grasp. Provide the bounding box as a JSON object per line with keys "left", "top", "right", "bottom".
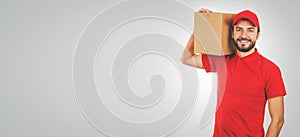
{"left": 194, "top": 12, "right": 236, "bottom": 55}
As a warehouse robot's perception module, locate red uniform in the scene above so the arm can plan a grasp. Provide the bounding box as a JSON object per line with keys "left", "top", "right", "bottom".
{"left": 202, "top": 49, "right": 286, "bottom": 137}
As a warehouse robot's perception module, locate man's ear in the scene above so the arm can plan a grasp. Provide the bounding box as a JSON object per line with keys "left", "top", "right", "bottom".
{"left": 256, "top": 31, "right": 261, "bottom": 40}
{"left": 231, "top": 27, "right": 234, "bottom": 39}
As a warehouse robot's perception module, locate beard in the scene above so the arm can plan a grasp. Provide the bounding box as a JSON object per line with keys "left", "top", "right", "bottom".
{"left": 233, "top": 38, "right": 256, "bottom": 52}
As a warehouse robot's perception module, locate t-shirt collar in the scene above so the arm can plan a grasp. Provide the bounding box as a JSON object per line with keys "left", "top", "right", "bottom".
{"left": 233, "top": 48, "right": 259, "bottom": 61}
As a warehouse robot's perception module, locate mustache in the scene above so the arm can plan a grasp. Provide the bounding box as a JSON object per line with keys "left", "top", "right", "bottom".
{"left": 237, "top": 38, "right": 251, "bottom": 42}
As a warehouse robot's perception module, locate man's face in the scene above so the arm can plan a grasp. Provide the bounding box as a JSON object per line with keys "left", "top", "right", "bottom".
{"left": 232, "top": 19, "right": 260, "bottom": 52}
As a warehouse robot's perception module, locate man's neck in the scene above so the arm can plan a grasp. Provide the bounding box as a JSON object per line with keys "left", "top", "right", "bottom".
{"left": 236, "top": 48, "right": 256, "bottom": 58}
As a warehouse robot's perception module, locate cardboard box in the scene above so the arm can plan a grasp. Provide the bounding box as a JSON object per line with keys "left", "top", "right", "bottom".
{"left": 194, "top": 12, "right": 236, "bottom": 55}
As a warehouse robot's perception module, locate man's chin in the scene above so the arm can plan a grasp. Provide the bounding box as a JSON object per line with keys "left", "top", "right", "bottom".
{"left": 233, "top": 40, "right": 256, "bottom": 52}
{"left": 237, "top": 47, "right": 254, "bottom": 52}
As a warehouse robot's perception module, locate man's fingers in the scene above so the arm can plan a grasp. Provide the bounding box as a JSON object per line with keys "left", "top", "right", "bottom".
{"left": 198, "top": 8, "right": 213, "bottom": 13}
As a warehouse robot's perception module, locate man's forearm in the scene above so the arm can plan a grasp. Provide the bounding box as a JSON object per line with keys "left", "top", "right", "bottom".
{"left": 266, "top": 119, "right": 284, "bottom": 137}
{"left": 180, "top": 35, "right": 195, "bottom": 62}
{"left": 184, "top": 35, "right": 195, "bottom": 55}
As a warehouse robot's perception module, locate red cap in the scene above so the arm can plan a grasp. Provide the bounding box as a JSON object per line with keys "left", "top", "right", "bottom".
{"left": 232, "top": 10, "right": 259, "bottom": 28}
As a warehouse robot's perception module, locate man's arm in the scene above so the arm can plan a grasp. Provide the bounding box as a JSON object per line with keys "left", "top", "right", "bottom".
{"left": 266, "top": 96, "right": 285, "bottom": 137}
{"left": 180, "top": 8, "right": 212, "bottom": 69}
{"left": 180, "top": 34, "right": 204, "bottom": 69}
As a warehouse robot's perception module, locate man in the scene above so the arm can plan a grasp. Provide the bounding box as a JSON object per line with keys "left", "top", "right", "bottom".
{"left": 180, "top": 9, "right": 286, "bottom": 137}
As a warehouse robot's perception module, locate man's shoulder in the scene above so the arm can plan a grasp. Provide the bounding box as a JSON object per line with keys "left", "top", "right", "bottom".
{"left": 257, "top": 52, "right": 280, "bottom": 70}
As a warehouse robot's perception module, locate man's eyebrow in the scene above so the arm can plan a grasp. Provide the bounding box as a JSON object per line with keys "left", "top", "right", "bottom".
{"left": 235, "top": 26, "right": 256, "bottom": 29}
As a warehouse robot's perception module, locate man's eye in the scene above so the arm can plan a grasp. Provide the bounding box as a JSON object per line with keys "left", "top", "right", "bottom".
{"left": 236, "top": 28, "right": 241, "bottom": 31}
{"left": 248, "top": 29, "right": 254, "bottom": 32}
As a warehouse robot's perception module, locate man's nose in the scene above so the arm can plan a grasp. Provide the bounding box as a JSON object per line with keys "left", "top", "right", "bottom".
{"left": 240, "top": 30, "right": 248, "bottom": 38}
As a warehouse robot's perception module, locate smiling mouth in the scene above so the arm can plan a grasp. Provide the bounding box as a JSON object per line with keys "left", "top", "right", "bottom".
{"left": 238, "top": 39, "right": 250, "bottom": 45}
{"left": 239, "top": 40, "right": 249, "bottom": 44}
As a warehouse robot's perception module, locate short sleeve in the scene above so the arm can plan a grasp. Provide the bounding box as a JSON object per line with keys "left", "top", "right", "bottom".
{"left": 265, "top": 65, "right": 287, "bottom": 99}
{"left": 202, "top": 54, "right": 215, "bottom": 72}
{"left": 202, "top": 54, "right": 226, "bottom": 73}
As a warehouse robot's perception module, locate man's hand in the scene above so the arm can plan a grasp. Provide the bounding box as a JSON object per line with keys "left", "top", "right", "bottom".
{"left": 180, "top": 8, "right": 213, "bottom": 69}
{"left": 198, "top": 8, "right": 213, "bottom": 13}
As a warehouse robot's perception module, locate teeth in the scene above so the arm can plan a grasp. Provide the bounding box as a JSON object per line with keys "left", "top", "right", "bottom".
{"left": 239, "top": 40, "right": 249, "bottom": 43}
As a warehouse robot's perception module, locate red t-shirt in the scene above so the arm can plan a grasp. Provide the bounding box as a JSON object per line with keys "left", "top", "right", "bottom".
{"left": 202, "top": 49, "right": 286, "bottom": 137}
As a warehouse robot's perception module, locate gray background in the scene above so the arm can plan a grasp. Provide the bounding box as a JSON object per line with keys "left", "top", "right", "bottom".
{"left": 1, "top": 0, "right": 299, "bottom": 137}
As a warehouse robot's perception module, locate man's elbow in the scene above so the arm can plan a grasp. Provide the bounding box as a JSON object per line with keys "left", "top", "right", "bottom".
{"left": 273, "top": 118, "right": 284, "bottom": 128}
{"left": 278, "top": 118, "right": 284, "bottom": 128}
{"left": 180, "top": 56, "right": 189, "bottom": 65}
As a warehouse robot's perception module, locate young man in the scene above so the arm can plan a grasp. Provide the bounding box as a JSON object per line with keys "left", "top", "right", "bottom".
{"left": 180, "top": 9, "right": 286, "bottom": 137}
